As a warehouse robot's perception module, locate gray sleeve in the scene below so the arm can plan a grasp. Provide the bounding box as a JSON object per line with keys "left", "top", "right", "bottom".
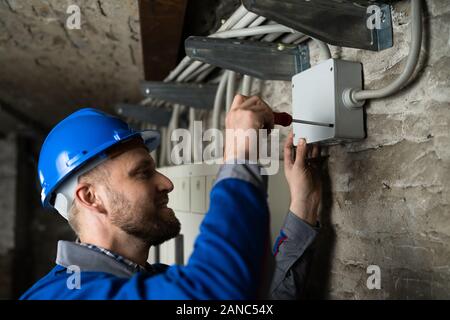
{"left": 214, "top": 163, "right": 268, "bottom": 194}
{"left": 270, "top": 211, "right": 319, "bottom": 300}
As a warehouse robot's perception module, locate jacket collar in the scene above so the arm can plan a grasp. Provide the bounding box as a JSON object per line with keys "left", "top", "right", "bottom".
{"left": 56, "top": 240, "right": 140, "bottom": 278}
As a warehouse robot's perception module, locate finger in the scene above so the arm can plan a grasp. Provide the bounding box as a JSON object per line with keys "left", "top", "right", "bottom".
{"left": 294, "top": 138, "right": 307, "bottom": 169}
{"left": 307, "top": 143, "right": 313, "bottom": 159}
{"left": 237, "top": 99, "right": 275, "bottom": 132}
{"left": 311, "top": 144, "right": 320, "bottom": 158}
{"left": 237, "top": 96, "right": 271, "bottom": 115}
{"left": 284, "top": 131, "right": 294, "bottom": 169}
{"left": 236, "top": 95, "right": 260, "bottom": 110}
{"left": 260, "top": 100, "right": 275, "bottom": 130}
{"left": 260, "top": 107, "right": 275, "bottom": 130}
{"left": 230, "top": 94, "right": 248, "bottom": 110}
{"left": 243, "top": 99, "right": 274, "bottom": 130}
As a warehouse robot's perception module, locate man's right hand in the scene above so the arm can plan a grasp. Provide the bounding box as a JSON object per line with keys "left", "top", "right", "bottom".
{"left": 224, "top": 95, "right": 274, "bottom": 161}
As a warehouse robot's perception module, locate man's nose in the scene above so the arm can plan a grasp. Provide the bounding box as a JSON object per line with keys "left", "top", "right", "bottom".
{"left": 156, "top": 171, "right": 174, "bottom": 193}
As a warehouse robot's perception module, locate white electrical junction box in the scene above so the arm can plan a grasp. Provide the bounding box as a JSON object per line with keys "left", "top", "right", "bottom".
{"left": 292, "top": 58, "right": 365, "bottom": 145}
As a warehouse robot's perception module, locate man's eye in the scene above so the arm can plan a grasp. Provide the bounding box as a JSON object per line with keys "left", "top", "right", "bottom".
{"left": 138, "top": 170, "right": 152, "bottom": 179}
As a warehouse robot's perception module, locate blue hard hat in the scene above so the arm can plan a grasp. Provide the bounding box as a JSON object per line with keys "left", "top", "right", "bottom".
{"left": 38, "top": 108, "right": 160, "bottom": 208}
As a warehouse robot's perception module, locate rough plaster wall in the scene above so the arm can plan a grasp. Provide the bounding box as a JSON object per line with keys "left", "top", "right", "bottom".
{"left": 30, "top": 206, "right": 75, "bottom": 283}
{"left": 0, "top": 0, "right": 144, "bottom": 296}
{"left": 0, "top": 0, "right": 143, "bottom": 129}
{"left": 258, "top": 0, "right": 450, "bottom": 299}
{"left": 0, "top": 136, "right": 16, "bottom": 299}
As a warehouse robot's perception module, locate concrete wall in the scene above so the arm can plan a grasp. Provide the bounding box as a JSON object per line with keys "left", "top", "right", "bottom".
{"left": 0, "top": 0, "right": 143, "bottom": 130}
{"left": 0, "top": 134, "right": 74, "bottom": 299}
{"left": 258, "top": 0, "right": 450, "bottom": 299}
{"left": 0, "top": 135, "right": 16, "bottom": 299}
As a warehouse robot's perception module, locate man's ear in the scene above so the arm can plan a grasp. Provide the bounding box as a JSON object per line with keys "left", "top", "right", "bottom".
{"left": 75, "top": 182, "right": 107, "bottom": 215}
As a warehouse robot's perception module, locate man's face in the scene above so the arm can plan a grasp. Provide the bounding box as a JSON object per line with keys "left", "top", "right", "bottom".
{"left": 101, "top": 140, "right": 180, "bottom": 246}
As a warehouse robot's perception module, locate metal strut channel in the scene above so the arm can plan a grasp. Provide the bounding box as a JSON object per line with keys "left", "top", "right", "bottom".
{"left": 242, "top": 0, "right": 393, "bottom": 51}
{"left": 115, "top": 104, "right": 172, "bottom": 126}
{"left": 140, "top": 82, "right": 219, "bottom": 110}
{"left": 185, "top": 36, "right": 310, "bottom": 81}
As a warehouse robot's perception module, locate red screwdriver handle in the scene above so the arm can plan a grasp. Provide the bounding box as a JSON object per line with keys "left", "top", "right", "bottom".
{"left": 273, "top": 112, "right": 293, "bottom": 127}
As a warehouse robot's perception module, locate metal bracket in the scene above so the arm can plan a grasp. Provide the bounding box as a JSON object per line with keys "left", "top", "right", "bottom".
{"left": 185, "top": 36, "right": 310, "bottom": 81}
{"left": 375, "top": 4, "right": 394, "bottom": 50}
{"left": 115, "top": 104, "right": 172, "bottom": 126}
{"left": 140, "top": 81, "right": 218, "bottom": 110}
{"left": 242, "top": 0, "right": 393, "bottom": 51}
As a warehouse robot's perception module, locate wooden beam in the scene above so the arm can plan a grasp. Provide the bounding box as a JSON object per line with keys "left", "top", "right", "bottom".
{"left": 138, "top": 0, "right": 188, "bottom": 81}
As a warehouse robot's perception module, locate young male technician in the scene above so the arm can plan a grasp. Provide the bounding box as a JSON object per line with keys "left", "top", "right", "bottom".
{"left": 21, "top": 95, "right": 321, "bottom": 300}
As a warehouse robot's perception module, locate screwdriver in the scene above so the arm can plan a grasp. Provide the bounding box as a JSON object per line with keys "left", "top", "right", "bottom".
{"left": 273, "top": 112, "right": 293, "bottom": 127}
{"left": 273, "top": 111, "right": 328, "bottom": 163}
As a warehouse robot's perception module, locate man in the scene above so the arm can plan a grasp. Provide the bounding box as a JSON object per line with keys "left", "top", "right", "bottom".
{"left": 21, "top": 95, "right": 321, "bottom": 299}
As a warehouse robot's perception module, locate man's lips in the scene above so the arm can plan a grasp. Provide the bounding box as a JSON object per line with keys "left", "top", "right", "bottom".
{"left": 156, "top": 197, "right": 169, "bottom": 208}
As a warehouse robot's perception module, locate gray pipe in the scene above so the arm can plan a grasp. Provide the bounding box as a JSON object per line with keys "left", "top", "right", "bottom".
{"left": 353, "top": 0, "right": 422, "bottom": 101}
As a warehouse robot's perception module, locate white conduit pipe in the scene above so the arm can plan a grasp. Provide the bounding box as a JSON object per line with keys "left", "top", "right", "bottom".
{"left": 353, "top": 0, "right": 422, "bottom": 101}
{"left": 219, "top": 5, "right": 249, "bottom": 31}
{"left": 166, "top": 104, "right": 181, "bottom": 165}
{"left": 184, "top": 63, "right": 212, "bottom": 82}
{"left": 156, "top": 100, "right": 166, "bottom": 107}
{"left": 139, "top": 96, "right": 153, "bottom": 106}
{"left": 248, "top": 16, "right": 267, "bottom": 28}
{"left": 282, "top": 32, "right": 307, "bottom": 44}
{"left": 251, "top": 20, "right": 277, "bottom": 40}
{"left": 139, "top": 97, "right": 165, "bottom": 107}
{"left": 226, "top": 71, "right": 237, "bottom": 112}
{"left": 206, "top": 13, "right": 268, "bottom": 130}
{"left": 159, "top": 127, "right": 167, "bottom": 165}
{"left": 189, "top": 107, "right": 197, "bottom": 162}
{"left": 262, "top": 32, "right": 284, "bottom": 42}
{"left": 192, "top": 17, "right": 271, "bottom": 89}
{"left": 178, "top": 13, "right": 263, "bottom": 82}
{"left": 231, "top": 12, "right": 259, "bottom": 30}
{"left": 313, "top": 38, "right": 332, "bottom": 60}
{"left": 241, "top": 75, "right": 253, "bottom": 96}
{"left": 261, "top": 25, "right": 286, "bottom": 42}
{"left": 164, "top": 5, "right": 248, "bottom": 82}
{"left": 174, "top": 8, "right": 252, "bottom": 82}
{"left": 177, "top": 61, "right": 204, "bottom": 82}
{"left": 163, "top": 6, "right": 250, "bottom": 165}
{"left": 212, "top": 73, "right": 229, "bottom": 129}
{"left": 195, "top": 65, "right": 216, "bottom": 82}
{"left": 138, "top": 97, "right": 168, "bottom": 164}
{"left": 189, "top": 22, "right": 284, "bottom": 81}
{"left": 185, "top": 18, "right": 262, "bottom": 157}
{"left": 211, "top": 24, "right": 294, "bottom": 39}
{"left": 165, "top": 56, "right": 191, "bottom": 82}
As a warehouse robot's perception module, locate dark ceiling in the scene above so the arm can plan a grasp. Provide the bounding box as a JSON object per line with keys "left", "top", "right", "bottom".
{"left": 0, "top": 0, "right": 242, "bottom": 138}
{"left": 0, "top": 0, "right": 144, "bottom": 136}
